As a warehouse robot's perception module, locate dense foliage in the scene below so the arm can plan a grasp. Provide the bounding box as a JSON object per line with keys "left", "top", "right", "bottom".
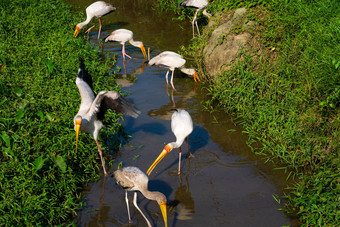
{"left": 0, "top": 0, "right": 122, "bottom": 225}
{"left": 163, "top": 0, "right": 339, "bottom": 226}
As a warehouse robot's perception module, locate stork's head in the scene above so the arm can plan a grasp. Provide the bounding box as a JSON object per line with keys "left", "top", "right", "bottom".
{"left": 146, "top": 143, "right": 174, "bottom": 175}
{"left": 74, "top": 115, "right": 82, "bottom": 152}
{"left": 180, "top": 68, "right": 200, "bottom": 82}
{"left": 131, "top": 41, "right": 147, "bottom": 59}
{"left": 155, "top": 193, "right": 168, "bottom": 227}
{"left": 73, "top": 25, "right": 81, "bottom": 38}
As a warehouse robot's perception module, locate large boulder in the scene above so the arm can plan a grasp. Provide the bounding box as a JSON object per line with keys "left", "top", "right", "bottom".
{"left": 204, "top": 8, "right": 256, "bottom": 76}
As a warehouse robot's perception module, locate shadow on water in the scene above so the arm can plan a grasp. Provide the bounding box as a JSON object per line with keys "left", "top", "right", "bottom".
{"left": 67, "top": 0, "right": 299, "bottom": 226}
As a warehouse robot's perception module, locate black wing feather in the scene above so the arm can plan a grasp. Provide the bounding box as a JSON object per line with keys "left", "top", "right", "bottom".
{"left": 78, "top": 60, "right": 94, "bottom": 91}
{"left": 97, "top": 92, "right": 141, "bottom": 120}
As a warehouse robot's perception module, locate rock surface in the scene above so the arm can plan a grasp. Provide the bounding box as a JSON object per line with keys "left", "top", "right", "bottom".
{"left": 204, "top": 8, "right": 256, "bottom": 76}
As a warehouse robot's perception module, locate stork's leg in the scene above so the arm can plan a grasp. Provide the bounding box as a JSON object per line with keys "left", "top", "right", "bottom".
{"left": 85, "top": 25, "right": 96, "bottom": 35}
{"left": 195, "top": 20, "right": 200, "bottom": 36}
{"left": 192, "top": 10, "right": 199, "bottom": 38}
{"left": 165, "top": 70, "right": 170, "bottom": 85}
{"left": 95, "top": 140, "right": 107, "bottom": 175}
{"left": 178, "top": 146, "right": 182, "bottom": 175}
{"left": 125, "top": 190, "right": 132, "bottom": 224}
{"left": 97, "top": 18, "right": 102, "bottom": 40}
{"left": 186, "top": 137, "right": 194, "bottom": 158}
{"left": 170, "top": 69, "right": 176, "bottom": 90}
{"left": 133, "top": 192, "right": 152, "bottom": 227}
{"left": 122, "top": 43, "right": 132, "bottom": 59}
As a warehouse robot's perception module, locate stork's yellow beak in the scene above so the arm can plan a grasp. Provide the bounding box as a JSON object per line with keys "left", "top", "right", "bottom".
{"left": 146, "top": 145, "right": 172, "bottom": 175}
{"left": 73, "top": 25, "right": 80, "bottom": 38}
{"left": 75, "top": 119, "right": 81, "bottom": 152}
{"left": 140, "top": 44, "right": 147, "bottom": 59}
{"left": 159, "top": 201, "right": 168, "bottom": 227}
{"left": 193, "top": 72, "right": 200, "bottom": 82}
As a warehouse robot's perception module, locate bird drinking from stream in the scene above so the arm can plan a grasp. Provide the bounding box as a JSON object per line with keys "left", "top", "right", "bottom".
{"left": 147, "top": 109, "right": 194, "bottom": 175}
{"left": 104, "top": 29, "right": 147, "bottom": 60}
{"left": 113, "top": 166, "right": 168, "bottom": 227}
{"left": 148, "top": 51, "right": 200, "bottom": 90}
{"left": 74, "top": 60, "right": 140, "bottom": 175}
{"left": 73, "top": 1, "right": 116, "bottom": 40}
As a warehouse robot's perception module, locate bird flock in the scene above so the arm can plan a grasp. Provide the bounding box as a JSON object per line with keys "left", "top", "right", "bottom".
{"left": 73, "top": 1, "right": 210, "bottom": 226}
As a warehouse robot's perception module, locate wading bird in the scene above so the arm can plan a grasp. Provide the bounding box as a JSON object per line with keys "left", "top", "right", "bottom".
{"left": 179, "top": 0, "right": 211, "bottom": 38}
{"left": 147, "top": 109, "right": 193, "bottom": 175}
{"left": 74, "top": 60, "right": 140, "bottom": 175}
{"left": 148, "top": 51, "right": 200, "bottom": 90}
{"left": 73, "top": 1, "right": 116, "bottom": 40}
{"left": 113, "top": 166, "right": 168, "bottom": 227}
{"left": 104, "top": 29, "right": 147, "bottom": 60}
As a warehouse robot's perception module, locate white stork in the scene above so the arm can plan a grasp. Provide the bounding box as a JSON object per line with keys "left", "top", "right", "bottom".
{"left": 104, "top": 29, "right": 147, "bottom": 60}
{"left": 147, "top": 109, "right": 194, "bottom": 175}
{"left": 148, "top": 51, "right": 200, "bottom": 90}
{"left": 73, "top": 1, "right": 116, "bottom": 40}
{"left": 179, "top": 0, "right": 211, "bottom": 38}
{"left": 113, "top": 166, "right": 168, "bottom": 227}
{"left": 74, "top": 60, "right": 140, "bottom": 175}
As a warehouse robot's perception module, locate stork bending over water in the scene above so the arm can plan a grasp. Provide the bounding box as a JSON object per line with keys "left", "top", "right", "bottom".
{"left": 74, "top": 60, "right": 140, "bottom": 175}
{"left": 73, "top": 1, "right": 116, "bottom": 40}
{"left": 113, "top": 166, "right": 168, "bottom": 227}
{"left": 147, "top": 109, "right": 194, "bottom": 175}
{"left": 148, "top": 51, "right": 200, "bottom": 90}
{"left": 104, "top": 29, "right": 147, "bottom": 60}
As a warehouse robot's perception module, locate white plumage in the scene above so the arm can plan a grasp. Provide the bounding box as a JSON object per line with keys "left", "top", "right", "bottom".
{"left": 74, "top": 60, "right": 140, "bottom": 175}
{"left": 147, "top": 109, "right": 194, "bottom": 175}
{"left": 105, "top": 29, "right": 147, "bottom": 59}
{"left": 148, "top": 51, "right": 200, "bottom": 89}
{"left": 180, "top": 0, "right": 211, "bottom": 38}
{"left": 73, "top": 1, "right": 116, "bottom": 39}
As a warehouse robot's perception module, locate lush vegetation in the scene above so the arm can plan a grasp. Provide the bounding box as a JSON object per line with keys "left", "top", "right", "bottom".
{"left": 159, "top": 0, "right": 339, "bottom": 226}
{"left": 0, "top": 0, "right": 123, "bottom": 225}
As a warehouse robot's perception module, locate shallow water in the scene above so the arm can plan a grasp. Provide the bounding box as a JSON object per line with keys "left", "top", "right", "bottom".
{"left": 67, "top": 0, "right": 298, "bottom": 226}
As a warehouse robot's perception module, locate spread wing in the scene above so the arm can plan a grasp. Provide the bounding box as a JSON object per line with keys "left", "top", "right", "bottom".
{"left": 88, "top": 91, "right": 141, "bottom": 120}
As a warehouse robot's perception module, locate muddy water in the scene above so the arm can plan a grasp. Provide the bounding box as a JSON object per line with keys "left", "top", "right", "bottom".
{"left": 67, "top": 0, "right": 297, "bottom": 226}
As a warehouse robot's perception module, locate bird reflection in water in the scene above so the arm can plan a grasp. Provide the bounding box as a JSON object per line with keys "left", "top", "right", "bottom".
{"left": 169, "top": 175, "right": 195, "bottom": 221}
{"left": 114, "top": 61, "right": 147, "bottom": 87}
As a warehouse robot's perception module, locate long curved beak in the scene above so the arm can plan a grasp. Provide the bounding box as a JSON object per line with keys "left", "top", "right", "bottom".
{"left": 193, "top": 72, "right": 200, "bottom": 82}
{"left": 159, "top": 201, "right": 168, "bottom": 227}
{"left": 73, "top": 25, "right": 80, "bottom": 38}
{"left": 75, "top": 119, "right": 81, "bottom": 152}
{"left": 140, "top": 44, "right": 147, "bottom": 59}
{"left": 146, "top": 145, "right": 171, "bottom": 175}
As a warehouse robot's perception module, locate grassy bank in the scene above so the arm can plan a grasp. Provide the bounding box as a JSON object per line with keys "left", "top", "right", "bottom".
{"left": 159, "top": 0, "right": 339, "bottom": 226}
{"left": 0, "top": 0, "right": 123, "bottom": 225}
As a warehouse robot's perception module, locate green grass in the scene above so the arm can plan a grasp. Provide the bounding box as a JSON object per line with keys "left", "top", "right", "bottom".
{"left": 172, "top": 0, "right": 339, "bottom": 226}
{"left": 0, "top": 0, "right": 124, "bottom": 225}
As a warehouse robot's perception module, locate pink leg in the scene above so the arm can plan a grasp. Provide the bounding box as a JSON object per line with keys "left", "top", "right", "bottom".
{"left": 170, "top": 70, "right": 176, "bottom": 90}
{"left": 165, "top": 70, "right": 170, "bottom": 85}
{"left": 97, "top": 18, "right": 102, "bottom": 40}
{"left": 85, "top": 25, "right": 96, "bottom": 34}
{"left": 178, "top": 147, "right": 182, "bottom": 175}
{"left": 122, "top": 43, "right": 132, "bottom": 59}
{"left": 96, "top": 140, "right": 107, "bottom": 175}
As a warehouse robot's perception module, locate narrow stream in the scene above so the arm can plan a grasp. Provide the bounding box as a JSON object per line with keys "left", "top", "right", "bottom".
{"left": 67, "top": 0, "right": 298, "bottom": 226}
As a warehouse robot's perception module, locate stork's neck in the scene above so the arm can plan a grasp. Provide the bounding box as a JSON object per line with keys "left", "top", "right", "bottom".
{"left": 128, "top": 39, "right": 141, "bottom": 48}
{"left": 179, "top": 67, "right": 196, "bottom": 76}
{"left": 202, "top": 9, "right": 212, "bottom": 18}
{"left": 139, "top": 189, "right": 166, "bottom": 204}
{"left": 77, "top": 15, "right": 93, "bottom": 29}
{"left": 170, "top": 140, "right": 183, "bottom": 150}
